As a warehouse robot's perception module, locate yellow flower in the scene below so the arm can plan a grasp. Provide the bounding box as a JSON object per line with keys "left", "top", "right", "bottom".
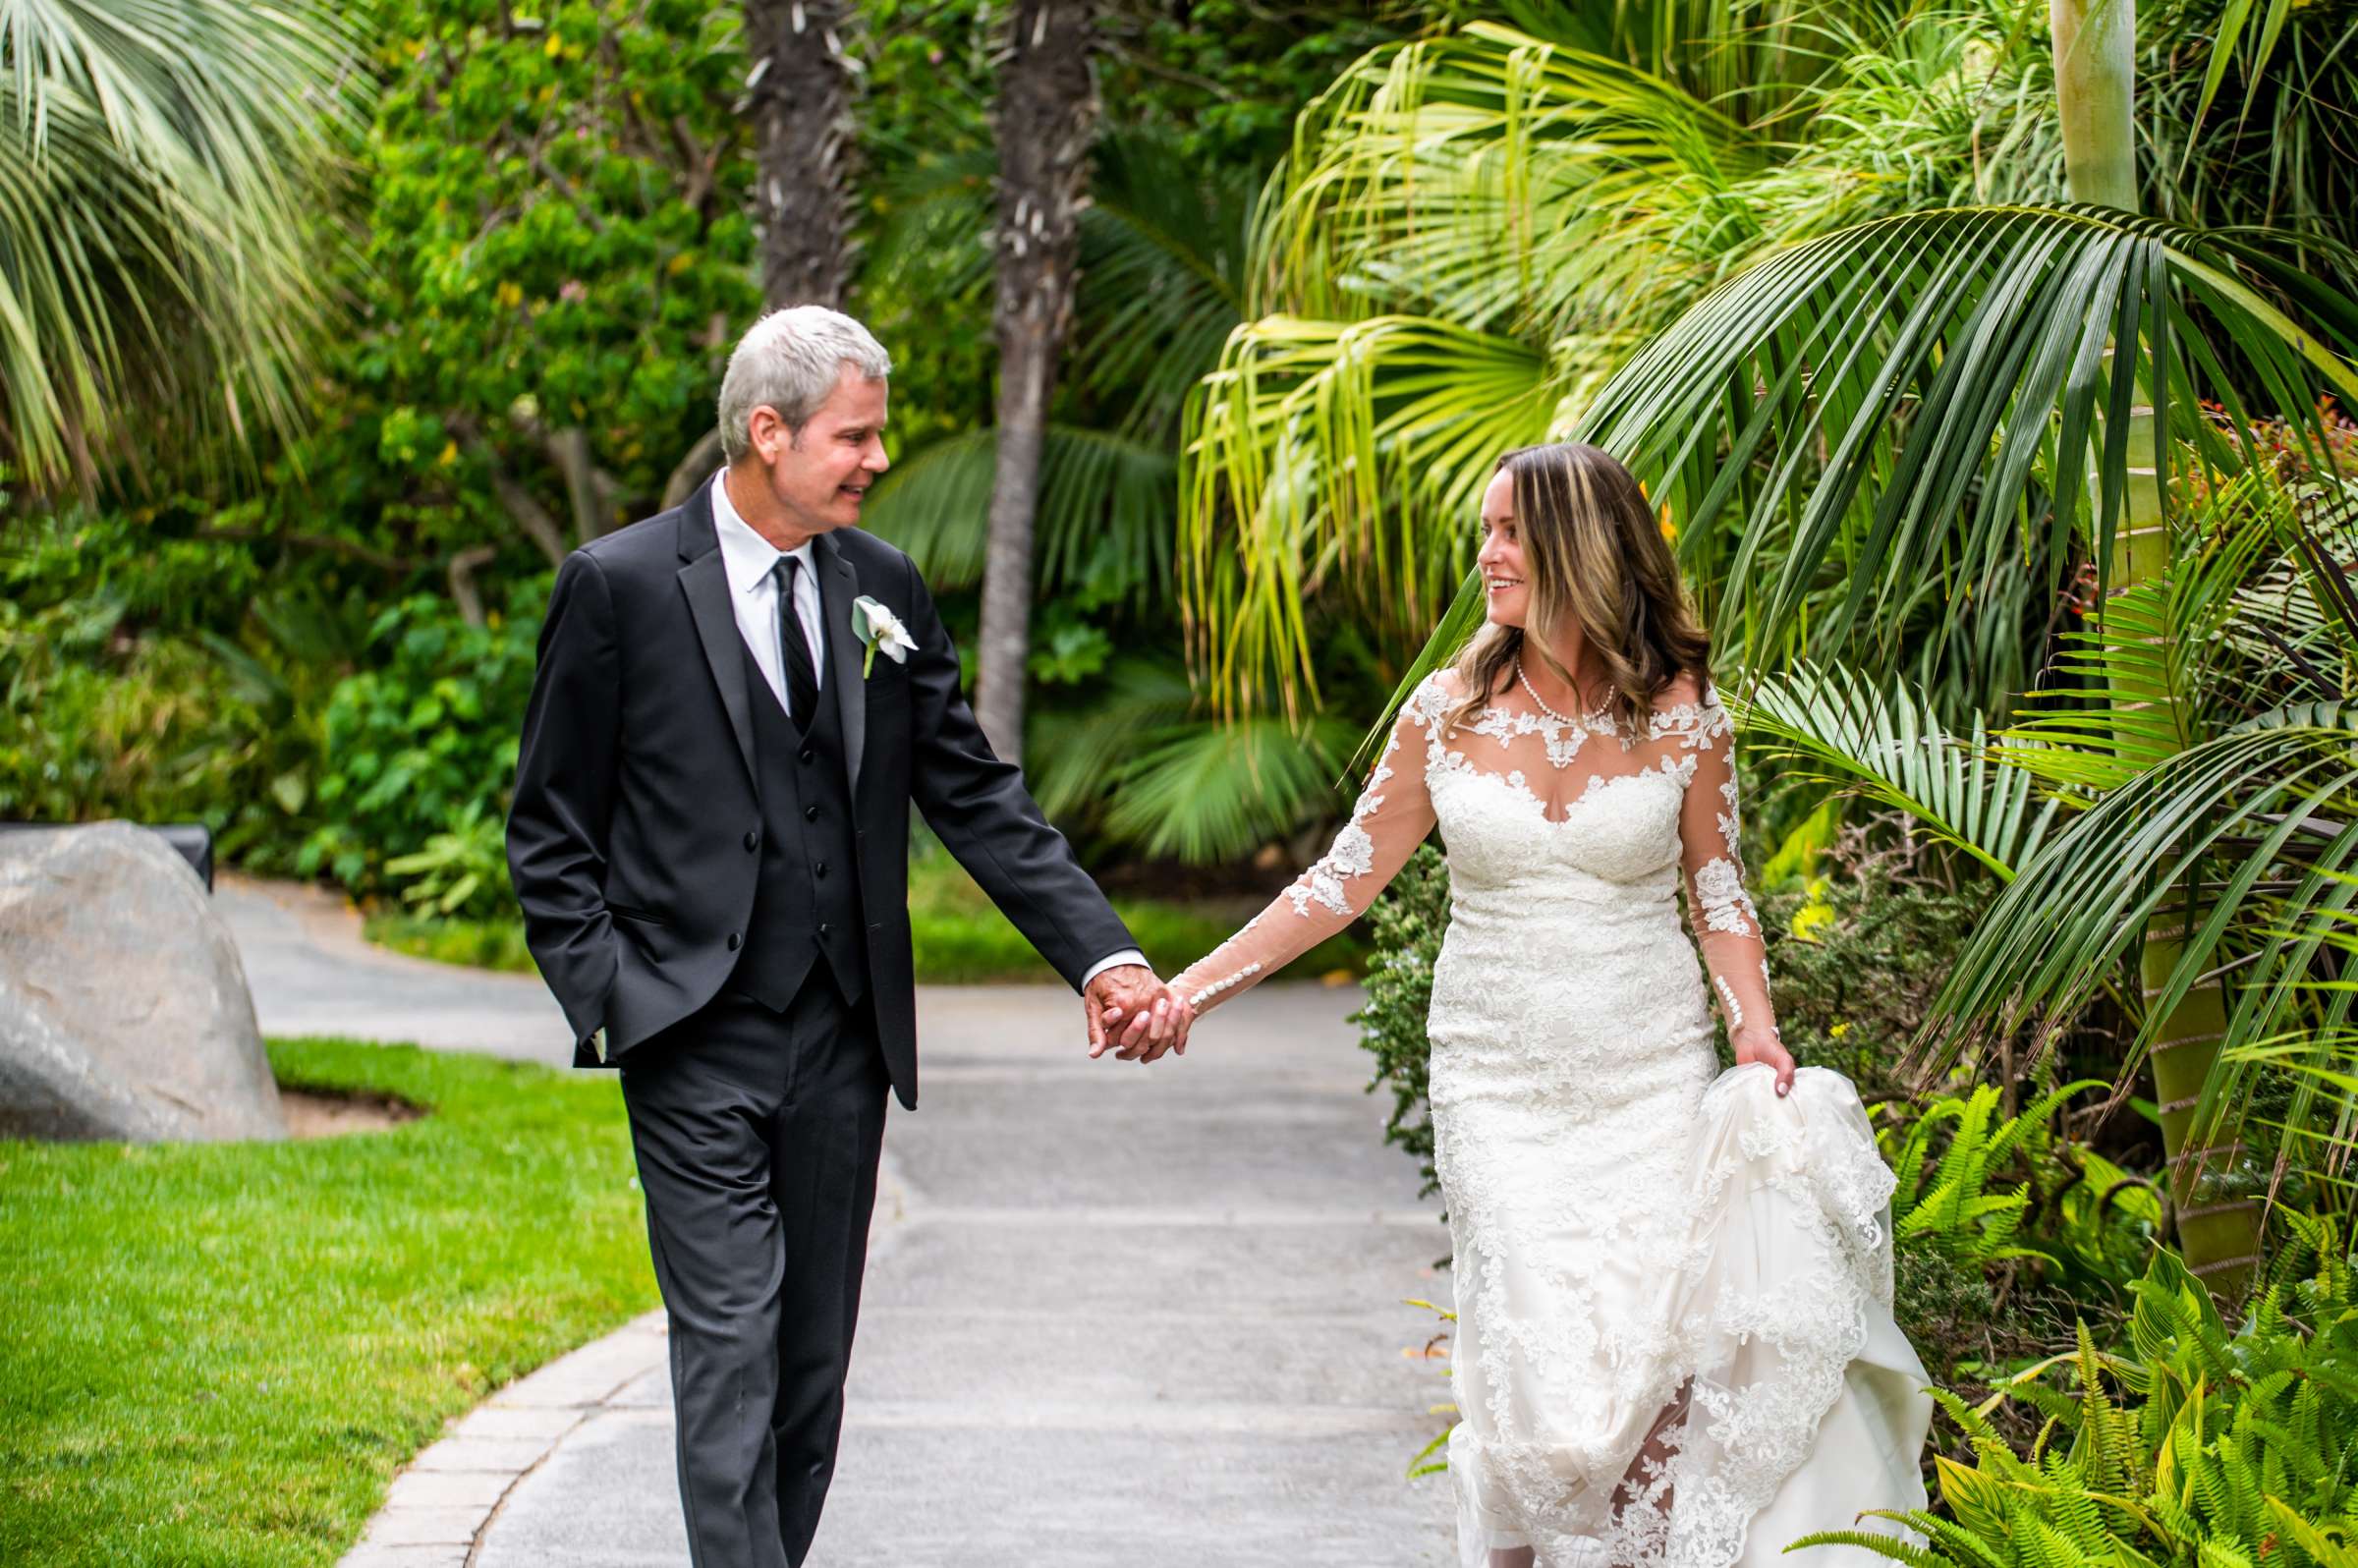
{"left": 436, "top": 441, "right": 459, "bottom": 468}
{"left": 1829, "top": 1022, "right": 1850, "bottom": 1039}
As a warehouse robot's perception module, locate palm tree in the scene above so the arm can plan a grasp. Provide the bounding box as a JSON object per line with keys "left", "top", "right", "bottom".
{"left": 861, "top": 127, "right": 1364, "bottom": 861}
{"left": 664, "top": 0, "right": 862, "bottom": 510}
{"left": 1179, "top": 4, "right": 2358, "bottom": 1289}
{"left": 0, "top": 0, "right": 370, "bottom": 500}
{"left": 1179, "top": 2, "right": 2354, "bottom": 720}
{"left": 975, "top": 0, "right": 1101, "bottom": 764}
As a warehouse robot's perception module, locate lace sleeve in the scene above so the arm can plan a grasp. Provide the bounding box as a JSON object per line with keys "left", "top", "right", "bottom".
{"left": 1676, "top": 690, "right": 1777, "bottom": 1041}
{"left": 1171, "top": 681, "right": 1443, "bottom": 1014}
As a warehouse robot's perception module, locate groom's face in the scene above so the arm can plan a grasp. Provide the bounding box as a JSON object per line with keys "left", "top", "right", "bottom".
{"left": 750, "top": 366, "right": 891, "bottom": 536}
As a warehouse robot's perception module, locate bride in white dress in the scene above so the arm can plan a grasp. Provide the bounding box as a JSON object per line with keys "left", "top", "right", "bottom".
{"left": 1155, "top": 443, "right": 1934, "bottom": 1566}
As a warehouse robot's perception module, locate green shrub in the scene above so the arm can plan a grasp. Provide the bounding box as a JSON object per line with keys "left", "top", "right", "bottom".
{"left": 0, "top": 509, "right": 375, "bottom": 870}
{"left": 1881, "top": 1081, "right": 2161, "bottom": 1389}
{"left": 1752, "top": 860, "right": 1992, "bottom": 1094}
{"left": 302, "top": 586, "right": 543, "bottom": 909}
{"left": 1797, "top": 1215, "right": 2358, "bottom": 1567}
{"left": 1353, "top": 843, "right": 1448, "bottom": 1198}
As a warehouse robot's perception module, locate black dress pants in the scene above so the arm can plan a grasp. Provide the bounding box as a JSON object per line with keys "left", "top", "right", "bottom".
{"left": 618, "top": 974, "right": 890, "bottom": 1568}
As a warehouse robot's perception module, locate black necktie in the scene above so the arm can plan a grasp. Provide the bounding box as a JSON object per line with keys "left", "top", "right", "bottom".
{"left": 774, "top": 556, "right": 820, "bottom": 734}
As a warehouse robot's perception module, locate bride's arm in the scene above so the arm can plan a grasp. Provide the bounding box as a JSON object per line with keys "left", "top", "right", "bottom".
{"left": 1167, "top": 683, "right": 1444, "bottom": 1021}
{"left": 1675, "top": 687, "right": 1794, "bottom": 1091}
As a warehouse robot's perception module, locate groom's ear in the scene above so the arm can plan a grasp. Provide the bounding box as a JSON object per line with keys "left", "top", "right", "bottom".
{"left": 747, "top": 404, "right": 805, "bottom": 459}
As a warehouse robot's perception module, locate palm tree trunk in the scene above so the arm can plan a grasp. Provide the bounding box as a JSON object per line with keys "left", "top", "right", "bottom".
{"left": 670, "top": 0, "right": 861, "bottom": 514}
{"left": 2054, "top": 0, "right": 2263, "bottom": 1297}
{"left": 743, "top": 0, "right": 857, "bottom": 309}
{"left": 976, "top": 0, "right": 1100, "bottom": 763}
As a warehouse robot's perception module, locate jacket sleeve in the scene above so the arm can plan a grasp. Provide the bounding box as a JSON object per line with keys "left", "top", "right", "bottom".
{"left": 505, "top": 549, "right": 622, "bottom": 1046}
{"left": 900, "top": 557, "right": 1136, "bottom": 990}
{"left": 1169, "top": 679, "right": 1441, "bottom": 1015}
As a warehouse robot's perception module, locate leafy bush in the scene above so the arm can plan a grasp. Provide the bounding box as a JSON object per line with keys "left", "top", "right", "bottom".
{"left": 301, "top": 585, "right": 543, "bottom": 910}
{"left": 1752, "top": 854, "right": 1993, "bottom": 1095}
{"left": 1353, "top": 843, "right": 1449, "bottom": 1198}
{"left": 1881, "top": 1081, "right": 2162, "bottom": 1391}
{"left": 1797, "top": 1214, "right": 2358, "bottom": 1567}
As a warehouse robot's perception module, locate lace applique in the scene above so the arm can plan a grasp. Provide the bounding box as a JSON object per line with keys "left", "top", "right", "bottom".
{"left": 1716, "top": 778, "right": 1740, "bottom": 857}
{"left": 1467, "top": 702, "right": 1613, "bottom": 769}
{"left": 1691, "top": 858, "right": 1759, "bottom": 936}
{"left": 1712, "top": 975, "right": 1745, "bottom": 1028}
{"left": 1649, "top": 694, "right": 1733, "bottom": 753}
{"left": 1284, "top": 738, "right": 1397, "bottom": 919}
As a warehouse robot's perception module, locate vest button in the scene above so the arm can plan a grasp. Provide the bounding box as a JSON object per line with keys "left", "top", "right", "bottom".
{"left": 814, "top": 861, "right": 828, "bottom": 878}
{"left": 798, "top": 746, "right": 815, "bottom": 765}
{"left": 817, "top": 922, "right": 832, "bottom": 937}
{"left": 726, "top": 931, "right": 741, "bottom": 951}
{"left": 804, "top": 804, "right": 819, "bottom": 821}
{"left": 743, "top": 829, "right": 759, "bottom": 851}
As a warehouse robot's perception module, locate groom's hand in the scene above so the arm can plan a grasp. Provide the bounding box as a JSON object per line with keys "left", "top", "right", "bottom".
{"left": 1085, "top": 965, "right": 1191, "bottom": 1062}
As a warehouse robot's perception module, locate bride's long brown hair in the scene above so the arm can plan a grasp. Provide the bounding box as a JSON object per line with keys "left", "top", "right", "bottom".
{"left": 1445, "top": 442, "right": 1712, "bottom": 737}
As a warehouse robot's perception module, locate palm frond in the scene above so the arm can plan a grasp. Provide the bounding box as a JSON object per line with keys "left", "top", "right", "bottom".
{"left": 0, "top": 0, "right": 371, "bottom": 497}
{"left": 1737, "top": 661, "right": 2062, "bottom": 878}
{"left": 1251, "top": 26, "right": 1774, "bottom": 338}
{"left": 2002, "top": 491, "right": 2280, "bottom": 791}
{"left": 1579, "top": 205, "right": 2358, "bottom": 678}
{"left": 1180, "top": 312, "right": 1557, "bottom": 717}
{"left": 1100, "top": 710, "right": 1360, "bottom": 864}
{"left": 1922, "top": 712, "right": 2358, "bottom": 1078}
{"left": 1074, "top": 129, "right": 1252, "bottom": 440}
{"left": 861, "top": 423, "right": 1176, "bottom": 605}
{"left": 1024, "top": 655, "right": 1194, "bottom": 822}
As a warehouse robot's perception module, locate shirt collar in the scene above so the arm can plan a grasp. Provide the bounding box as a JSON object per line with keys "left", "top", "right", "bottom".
{"left": 710, "top": 468, "right": 815, "bottom": 598}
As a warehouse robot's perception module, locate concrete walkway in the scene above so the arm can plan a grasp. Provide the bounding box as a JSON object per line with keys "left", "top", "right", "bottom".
{"left": 219, "top": 877, "right": 1456, "bottom": 1566}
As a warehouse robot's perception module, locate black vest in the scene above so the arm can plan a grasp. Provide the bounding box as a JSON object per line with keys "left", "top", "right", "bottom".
{"left": 725, "top": 634, "right": 870, "bottom": 1011}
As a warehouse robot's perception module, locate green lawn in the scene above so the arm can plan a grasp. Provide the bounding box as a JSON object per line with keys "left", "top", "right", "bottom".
{"left": 370, "top": 852, "right": 1368, "bottom": 985}
{"left": 0, "top": 1037, "right": 657, "bottom": 1568}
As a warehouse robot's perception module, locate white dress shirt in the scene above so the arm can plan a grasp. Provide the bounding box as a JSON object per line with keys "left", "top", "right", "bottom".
{"left": 705, "top": 470, "right": 1146, "bottom": 992}
{"left": 711, "top": 469, "right": 824, "bottom": 719}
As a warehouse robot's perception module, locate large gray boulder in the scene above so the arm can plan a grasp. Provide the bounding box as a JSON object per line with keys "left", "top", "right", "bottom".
{"left": 0, "top": 823, "right": 286, "bottom": 1142}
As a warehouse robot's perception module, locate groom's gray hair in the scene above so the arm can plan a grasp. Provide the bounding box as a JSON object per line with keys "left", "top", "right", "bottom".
{"left": 716, "top": 306, "right": 893, "bottom": 461}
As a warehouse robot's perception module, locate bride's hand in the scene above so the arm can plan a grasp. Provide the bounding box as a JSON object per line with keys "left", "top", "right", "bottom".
{"left": 1101, "top": 985, "right": 1197, "bottom": 1063}
{"left": 1733, "top": 1026, "right": 1795, "bottom": 1096}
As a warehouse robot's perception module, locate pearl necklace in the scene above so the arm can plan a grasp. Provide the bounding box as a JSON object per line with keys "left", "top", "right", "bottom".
{"left": 1514, "top": 659, "right": 1606, "bottom": 727}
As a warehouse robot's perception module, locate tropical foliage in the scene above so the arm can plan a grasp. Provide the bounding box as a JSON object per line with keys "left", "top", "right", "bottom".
{"left": 1180, "top": 2, "right": 2358, "bottom": 718}
{"left": 0, "top": 0, "right": 371, "bottom": 497}
{"left": 1794, "top": 1215, "right": 2358, "bottom": 1566}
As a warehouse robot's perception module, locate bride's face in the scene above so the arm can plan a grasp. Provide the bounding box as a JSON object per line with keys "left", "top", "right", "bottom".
{"left": 1478, "top": 470, "right": 1530, "bottom": 629}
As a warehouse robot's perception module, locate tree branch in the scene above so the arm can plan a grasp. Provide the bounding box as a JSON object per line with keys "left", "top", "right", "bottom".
{"left": 664, "top": 428, "right": 726, "bottom": 511}
{"left": 484, "top": 465, "right": 569, "bottom": 565}
{"left": 446, "top": 543, "right": 498, "bottom": 627}
{"left": 529, "top": 146, "right": 611, "bottom": 238}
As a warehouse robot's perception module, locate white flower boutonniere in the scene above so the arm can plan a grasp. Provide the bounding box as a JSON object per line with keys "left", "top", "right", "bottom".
{"left": 851, "top": 595, "right": 917, "bottom": 677}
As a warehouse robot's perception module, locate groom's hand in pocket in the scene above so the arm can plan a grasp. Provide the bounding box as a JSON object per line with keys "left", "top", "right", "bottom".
{"left": 1086, "top": 965, "right": 1191, "bottom": 1063}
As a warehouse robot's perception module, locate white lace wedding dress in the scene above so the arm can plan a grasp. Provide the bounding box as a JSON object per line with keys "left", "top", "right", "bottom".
{"left": 1171, "top": 670, "right": 1933, "bottom": 1567}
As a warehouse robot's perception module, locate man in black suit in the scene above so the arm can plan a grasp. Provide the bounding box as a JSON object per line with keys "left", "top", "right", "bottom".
{"left": 506, "top": 306, "right": 1190, "bottom": 1568}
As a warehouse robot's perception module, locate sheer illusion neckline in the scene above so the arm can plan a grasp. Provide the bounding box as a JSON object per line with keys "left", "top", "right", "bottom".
{"left": 1422, "top": 677, "right": 1727, "bottom": 827}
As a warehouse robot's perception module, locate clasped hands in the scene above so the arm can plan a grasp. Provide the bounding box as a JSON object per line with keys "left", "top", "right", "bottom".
{"left": 1082, "top": 965, "right": 1195, "bottom": 1064}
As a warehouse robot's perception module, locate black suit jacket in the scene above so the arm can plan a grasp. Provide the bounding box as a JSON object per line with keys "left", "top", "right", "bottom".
{"left": 505, "top": 479, "right": 1137, "bottom": 1106}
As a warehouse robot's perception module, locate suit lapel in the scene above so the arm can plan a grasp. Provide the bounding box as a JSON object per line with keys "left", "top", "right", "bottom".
{"left": 674, "top": 485, "right": 758, "bottom": 790}
{"left": 814, "top": 532, "right": 868, "bottom": 796}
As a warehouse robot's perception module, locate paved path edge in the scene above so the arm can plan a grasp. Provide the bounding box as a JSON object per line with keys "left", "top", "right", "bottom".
{"left": 335, "top": 1151, "right": 917, "bottom": 1568}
